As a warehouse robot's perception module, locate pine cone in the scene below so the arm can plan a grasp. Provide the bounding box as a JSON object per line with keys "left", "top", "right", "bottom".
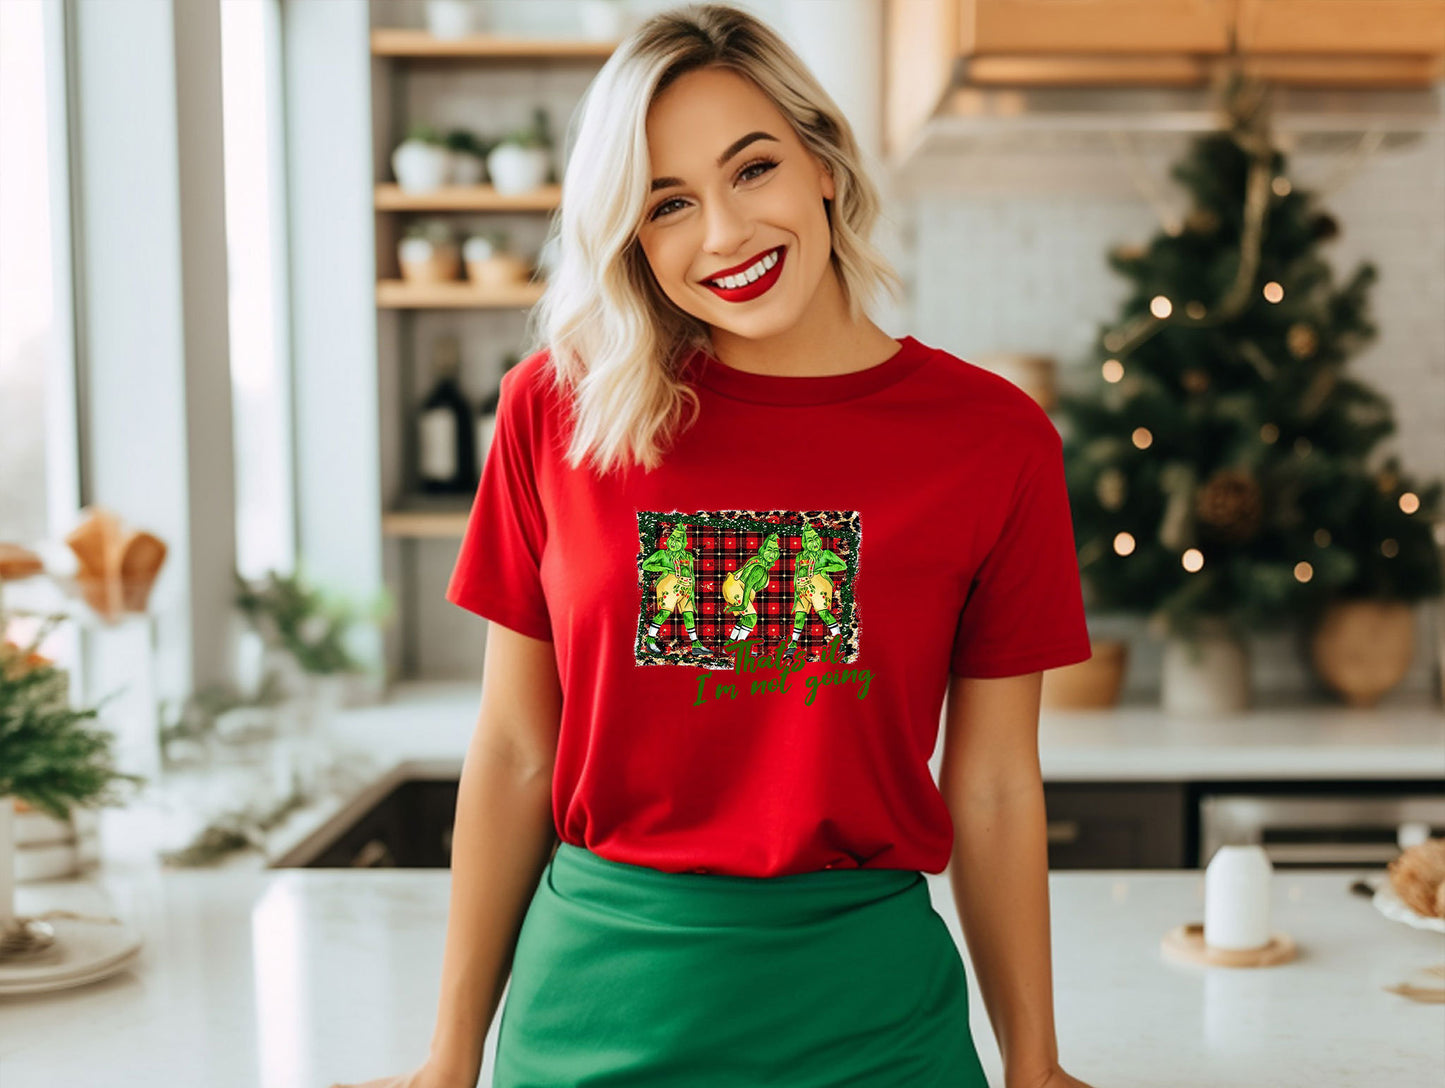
{"left": 1195, "top": 469, "right": 1263, "bottom": 542}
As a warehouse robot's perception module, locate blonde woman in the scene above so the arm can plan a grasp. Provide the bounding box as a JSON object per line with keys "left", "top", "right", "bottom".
{"left": 338, "top": 4, "right": 1096, "bottom": 1087}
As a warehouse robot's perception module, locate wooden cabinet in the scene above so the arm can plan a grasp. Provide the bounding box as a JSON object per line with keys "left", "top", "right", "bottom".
{"left": 885, "top": 0, "right": 1445, "bottom": 155}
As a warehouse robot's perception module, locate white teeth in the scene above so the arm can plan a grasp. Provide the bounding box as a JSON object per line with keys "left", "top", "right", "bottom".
{"left": 711, "top": 248, "right": 779, "bottom": 288}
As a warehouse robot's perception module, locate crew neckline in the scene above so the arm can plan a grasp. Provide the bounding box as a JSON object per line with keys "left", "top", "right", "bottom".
{"left": 683, "top": 335, "right": 931, "bottom": 406}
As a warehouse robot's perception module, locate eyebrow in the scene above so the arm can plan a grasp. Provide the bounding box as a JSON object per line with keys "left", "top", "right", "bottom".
{"left": 649, "top": 131, "right": 779, "bottom": 193}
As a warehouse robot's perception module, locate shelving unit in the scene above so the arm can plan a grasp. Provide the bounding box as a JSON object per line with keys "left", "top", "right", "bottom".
{"left": 375, "top": 279, "right": 546, "bottom": 310}
{"left": 375, "top": 181, "right": 562, "bottom": 212}
{"left": 369, "top": 19, "right": 615, "bottom": 676}
{"left": 371, "top": 29, "right": 617, "bottom": 60}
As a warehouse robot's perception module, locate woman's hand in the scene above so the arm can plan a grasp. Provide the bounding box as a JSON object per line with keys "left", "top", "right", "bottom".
{"left": 1007, "top": 1064, "right": 1097, "bottom": 1088}
{"left": 328, "top": 1058, "right": 474, "bottom": 1088}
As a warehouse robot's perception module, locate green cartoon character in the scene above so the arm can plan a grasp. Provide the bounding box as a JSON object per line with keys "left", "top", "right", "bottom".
{"left": 720, "top": 532, "right": 781, "bottom": 653}
{"left": 779, "top": 523, "right": 848, "bottom": 663}
{"left": 640, "top": 522, "right": 713, "bottom": 658}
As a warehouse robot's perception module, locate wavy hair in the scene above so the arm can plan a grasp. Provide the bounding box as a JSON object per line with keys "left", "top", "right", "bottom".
{"left": 524, "top": 2, "right": 902, "bottom": 475}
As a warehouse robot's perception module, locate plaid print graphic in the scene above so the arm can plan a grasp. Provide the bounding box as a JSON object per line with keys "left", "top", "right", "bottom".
{"left": 635, "top": 509, "right": 862, "bottom": 669}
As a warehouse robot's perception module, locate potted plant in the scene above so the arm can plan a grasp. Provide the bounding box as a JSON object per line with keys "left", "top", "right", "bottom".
{"left": 398, "top": 218, "right": 460, "bottom": 284}
{"left": 578, "top": 0, "right": 628, "bottom": 42}
{"left": 1303, "top": 461, "right": 1443, "bottom": 706}
{"left": 486, "top": 108, "right": 553, "bottom": 196}
{"left": 425, "top": 0, "right": 480, "bottom": 41}
{"left": 232, "top": 568, "right": 389, "bottom": 717}
{"left": 391, "top": 124, "right": 452, "bottom": 194}
{"left": 445, "top": 129, "right": 490, "bottom": 187}
{"left": 463, "top": 229, "right": 529, "bottom": 289}
{"left": 1, "top": 610, "right": 144, "bottom": 959}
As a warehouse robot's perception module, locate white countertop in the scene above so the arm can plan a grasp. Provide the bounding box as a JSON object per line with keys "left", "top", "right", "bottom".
{"left": 327, "top": 681, "right": 1445, "bottom": 783}
{"left": 2, "top": 859, "right": 1441, "bottom": 1087}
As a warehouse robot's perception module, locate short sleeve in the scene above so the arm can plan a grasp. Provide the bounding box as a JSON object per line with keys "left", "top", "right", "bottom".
{"left": 950, "top": 428, "right": 1092, "bottom": 678}
{"left": 445, "top": 366, "right": 552, "bottom": 640}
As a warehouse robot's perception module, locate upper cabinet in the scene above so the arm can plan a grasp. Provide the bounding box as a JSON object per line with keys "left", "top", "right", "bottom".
{"left": 885, "top": 0, "right": 1445, "bottom": 157}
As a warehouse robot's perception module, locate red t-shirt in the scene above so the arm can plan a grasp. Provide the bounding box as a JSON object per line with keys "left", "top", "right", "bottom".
{"left": 445, "top": 334, "right": 1091, "bottom": 877}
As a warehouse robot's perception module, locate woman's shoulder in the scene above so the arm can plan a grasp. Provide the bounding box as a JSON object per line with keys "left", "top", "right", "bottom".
{"left": 905, "top": 335, "right": 1061, "bottom": 448}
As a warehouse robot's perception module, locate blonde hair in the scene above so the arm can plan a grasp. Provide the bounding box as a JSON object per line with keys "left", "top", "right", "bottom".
{"left": 524, "top": 2, "right": 902, "bottom": 475}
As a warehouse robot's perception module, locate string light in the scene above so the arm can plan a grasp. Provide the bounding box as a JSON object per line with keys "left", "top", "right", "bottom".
{"left": 1132, "top": 427, "right": 1153, "bottom": 449}
{"left": 1102, "top": 358, "right": 1125, "bottom": 383}
{"left": 1114, "top": 532, "right": 1136, "bottom": 556}
{"left": 1399, "top": 492, "right": 1420, "bottom": 514}
{"left": 1294, "top": 561, "right": 1313, "bottom": 582}
{"left": 1185, "top": 301, "right": 1206, "bottom": 319}
{"left": 1314, "top": 528, "right": 1331, "bottom": 547}
{"left": 1150, "top": 296, "right": 1173, "bottom": 319}
{"left": 1271, "top": 177, "right": 1292, "bottom": 197}
{"left": 1182, "top": 548, "right": 1204, "bottom": 572}
{"left": 1263, "top": 281, "right": 1284, "bottom": 303}
{"left": 1260, "top": 423, "right": 1279, "bottom": 443}
{"left": 1381, "top": 538, "right": 1399, "bottom": 558}
{"left": 1294, "top": 437, "right": 1312, "bottom": 456}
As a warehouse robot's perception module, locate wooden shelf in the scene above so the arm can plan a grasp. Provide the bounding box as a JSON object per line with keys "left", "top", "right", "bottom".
{"left": 376, "top": 182, "right": 562, "bottom": 212}
{"left": 371, "top": 29, "right": 618, "bottom": 59}
{"left": 383, "top": 508, "right": 470, "bottom": 539}
{"left": 376, "top": 279, "right": 545, "bottom": 309}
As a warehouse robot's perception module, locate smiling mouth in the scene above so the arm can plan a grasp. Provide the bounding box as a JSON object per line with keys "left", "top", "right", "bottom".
{"left": 700, "top": 245, "right": 785, "bottom": 288}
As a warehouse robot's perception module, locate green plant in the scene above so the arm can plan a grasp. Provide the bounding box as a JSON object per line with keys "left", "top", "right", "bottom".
{"left": 232, "top": 568, "right": 390, "bottom": 677}
{"left": 159, "top": 787, "right": 309, "bottom": 867}
{"left": 405, "top": 123, "right": 445, "bottom": 145}
{"left": 404, "top": 219, "right": 455, "bottom": 245}
{"left": 497, "top": 107, "right": 553, "bottom": 150}
{"left": 0, "top": 610, "right": 145, "bottom": 821}
{"left": 444, "top": 128, "right": 488, "bottom": 156}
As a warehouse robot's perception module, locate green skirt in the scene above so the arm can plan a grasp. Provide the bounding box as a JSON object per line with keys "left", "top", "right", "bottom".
{"left": 493, "top": 842, "right": 990, "bottom": 1087}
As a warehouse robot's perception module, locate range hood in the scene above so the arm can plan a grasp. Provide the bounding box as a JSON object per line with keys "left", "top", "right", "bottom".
{"left": 888, "top": 80, "right": 1442, "bottom": 196}
{"left": 919, "top": 82, "right": 1443, "bottom": 154}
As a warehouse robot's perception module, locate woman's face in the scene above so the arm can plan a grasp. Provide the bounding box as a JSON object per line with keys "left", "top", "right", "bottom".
{"left": 634, "top": 65, "right": 836, "bottom": 341}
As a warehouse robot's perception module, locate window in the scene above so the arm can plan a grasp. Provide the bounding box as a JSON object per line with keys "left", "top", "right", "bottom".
{"left": 221, "top": 0, "right": 295, "bottom": 579}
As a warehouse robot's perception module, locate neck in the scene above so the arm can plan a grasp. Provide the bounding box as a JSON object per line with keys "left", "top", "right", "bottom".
{"left": 707, "top": 264, "right": 896, "bottom": 377}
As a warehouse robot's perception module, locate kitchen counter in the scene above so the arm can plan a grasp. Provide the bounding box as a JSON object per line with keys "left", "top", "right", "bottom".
{"left": 325, "top": 681, "right": 1445, "bottom": 782}
{"left": 1, "top": 858, "right": 1441, "bottom": 1087}
{"left": 87, "top": 680, "right": 1441, "bottom": 875}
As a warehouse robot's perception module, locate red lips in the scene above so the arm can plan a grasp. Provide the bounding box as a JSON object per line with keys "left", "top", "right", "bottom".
{"left": 700, "top": 245, "right": 784, "bottom": 285}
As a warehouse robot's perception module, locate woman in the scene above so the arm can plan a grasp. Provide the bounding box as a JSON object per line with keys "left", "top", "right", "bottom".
{"left": 338, "top": 5, "right": 1096, "bottom": 1087}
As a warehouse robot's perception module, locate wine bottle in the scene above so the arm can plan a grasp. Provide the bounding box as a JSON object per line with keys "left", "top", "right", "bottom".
{"left": 475, "top": 352, "right": 520, "bottom": 478}
{"left": 417, "top": 336, "right": 476, "bottom": 494}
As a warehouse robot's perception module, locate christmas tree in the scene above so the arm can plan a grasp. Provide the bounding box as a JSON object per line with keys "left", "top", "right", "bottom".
{"left": 1057, "top": 69, "right": 1443, "bottom": 642}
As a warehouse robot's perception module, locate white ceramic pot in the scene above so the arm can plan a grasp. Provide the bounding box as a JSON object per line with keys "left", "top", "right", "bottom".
{"left": 487, "top": 143, "right": 550, "bottom": 196}
{"left": 392, "top": 139, "right": 451, "bottom": 193}
{"left": 399, "top": 237, "right": 460, "bottom": 283}
{"left": 450, "top": 150, "right": 485, "bottom": 186}
{"left": 425, "top": 0, "right": 476, "bottom": 40}
{"left": 1161, "top": 619, "right": 1251, "bottom": 715}
{"left": 578, "top": 0, "right": 625, "bottom": 41}
{"left": 462, "top": 235, "right": 499, "bottom": 262}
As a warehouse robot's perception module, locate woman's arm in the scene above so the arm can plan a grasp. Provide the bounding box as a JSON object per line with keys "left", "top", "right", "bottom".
{"left": 940, "top": 670, "right": 1073, "bottom": 1088}
{"left": 425, "top": 622, "right": 563, "bottom": 1084}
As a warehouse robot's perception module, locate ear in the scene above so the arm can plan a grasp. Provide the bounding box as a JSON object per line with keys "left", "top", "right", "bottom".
{"left": 820, "top": 162, "right": 836, "bottom": 201}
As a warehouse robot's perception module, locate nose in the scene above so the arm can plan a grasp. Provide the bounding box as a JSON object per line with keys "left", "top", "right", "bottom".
{"left": 700, "top": 193, "right": 753, "bottom": 259}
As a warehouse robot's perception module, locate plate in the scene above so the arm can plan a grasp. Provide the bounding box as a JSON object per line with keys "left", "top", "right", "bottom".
{"left": 1374, "top": 882, "right": 1445, "bottom": 933}
{"left": 0, "top": 916, "right": 144, "bottom": 994}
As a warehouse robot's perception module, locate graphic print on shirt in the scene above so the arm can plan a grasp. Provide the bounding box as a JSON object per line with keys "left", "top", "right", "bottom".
{"left": 636, "top": 509, "right": 861, "bottom": 671}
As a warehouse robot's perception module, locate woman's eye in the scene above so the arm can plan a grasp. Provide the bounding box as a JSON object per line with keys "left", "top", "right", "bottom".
{"left": 647, "top": 159, "right": 777, "bottom": 222}
{"left": 738, "top": 158, "right": 777, "bottom": 182}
